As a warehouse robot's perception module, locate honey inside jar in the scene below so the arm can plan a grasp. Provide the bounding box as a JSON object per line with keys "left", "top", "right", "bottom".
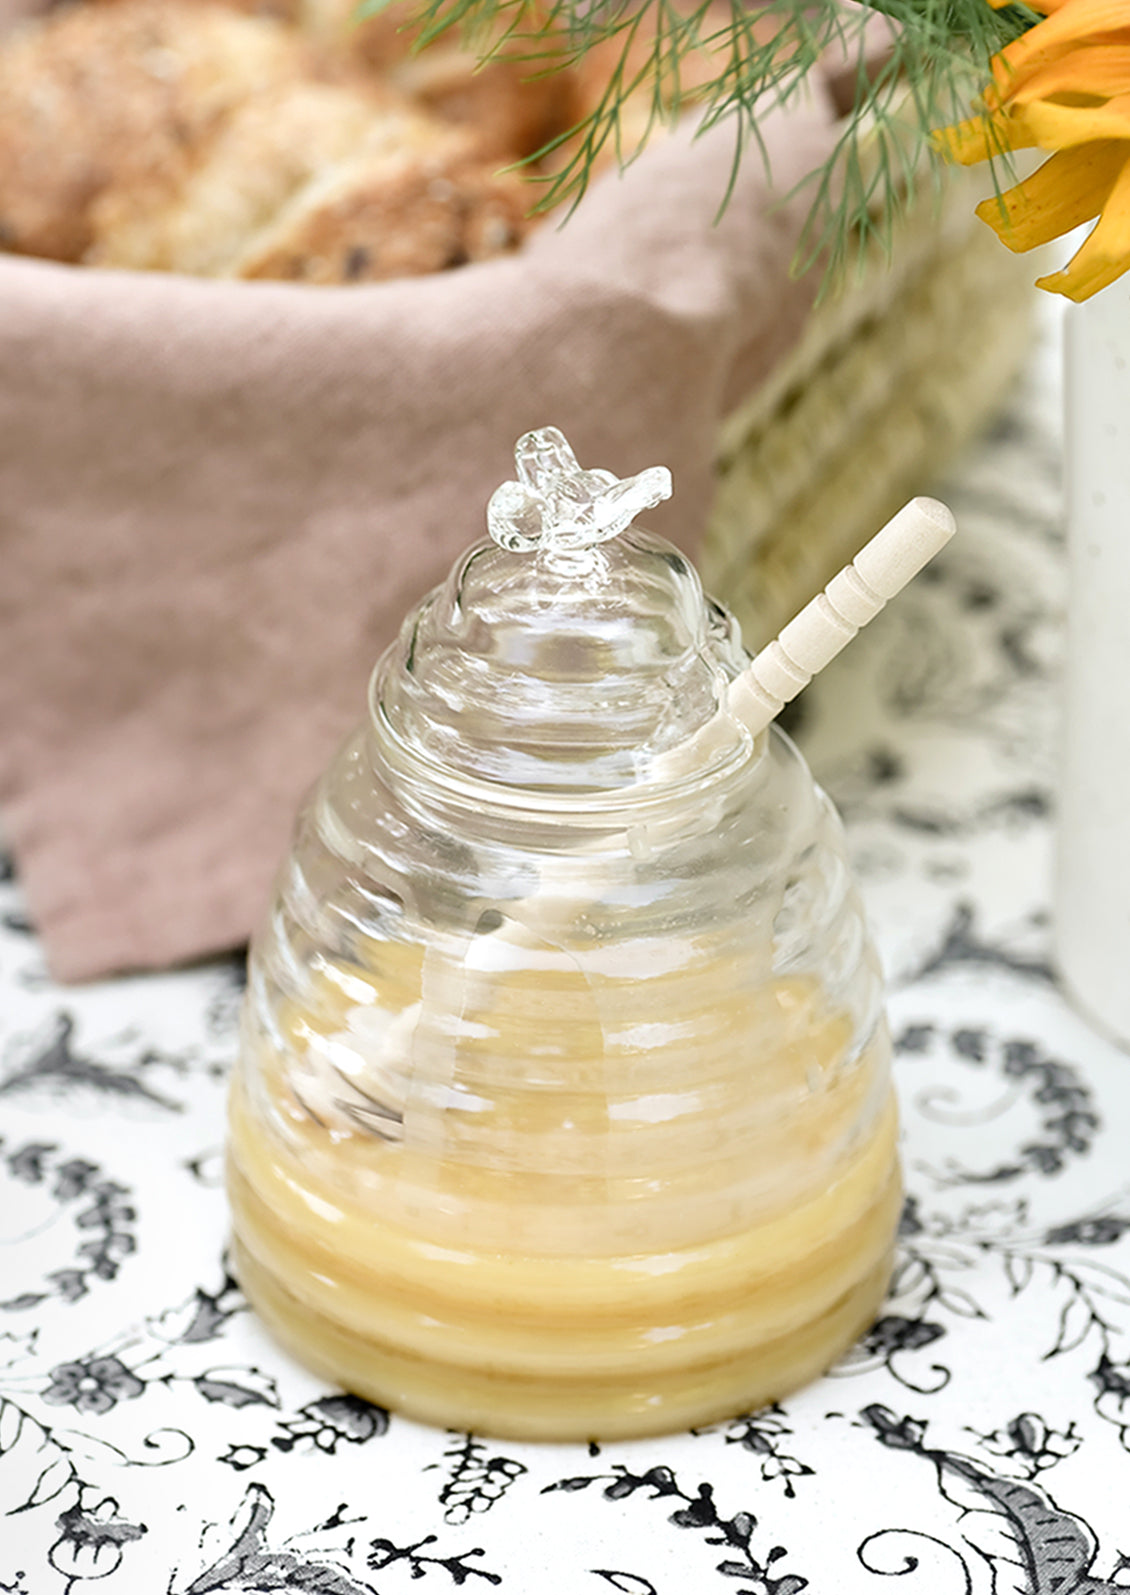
{"left": 229, "top": 924, "right": 897, "bottom": 1438}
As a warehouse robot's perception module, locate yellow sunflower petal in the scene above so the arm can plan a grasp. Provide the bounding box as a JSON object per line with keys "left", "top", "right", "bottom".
{"left": 1035, "top": 147, "right": 1130, "bottom": 297}
{"left": 1021, "top": 92, "right": 1130, "bottom": 147}
{"left": 995, "top": 0, "right": 1130, "bottom": 95}
{"left": 975, "top": 141, "right": 1126, "bottom": 250}
{"left": 1005, "top": 0, "right": 1130, "bottom": 62}
{"left": 932, "top": 112, "right": 1038, "bottom": 165}
{"left": 997, "top": 44, "right": 1130, "bottom": 107}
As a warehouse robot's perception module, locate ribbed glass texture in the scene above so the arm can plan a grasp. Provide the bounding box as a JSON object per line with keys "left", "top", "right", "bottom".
{"left": 228, "top": 484, "right": 897, "bottom": 1440}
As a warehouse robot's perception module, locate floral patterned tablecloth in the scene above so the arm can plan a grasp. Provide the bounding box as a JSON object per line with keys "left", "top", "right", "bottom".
{"left": 5, "top": 303, "right": 1130, "bottom": 1595}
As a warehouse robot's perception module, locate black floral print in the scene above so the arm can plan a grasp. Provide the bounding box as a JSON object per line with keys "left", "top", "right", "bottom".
{"left": 974, "top": 1411, "right": 1082, "bottom": 1476}
{"left": 1089, "top": 1356, "right": 1130, "bottom": 1448}
{"left": 0, "top": 1015, "right": 186, "bottom": 1113}
{"left": 859, "top": 1315, "right": 946, "bottom": 1358}
{"left": 49, "top": 1495, "right": 146, "bottom": 1588}
{"left": 860, "top": 1404, "right": 1127, "bottom": 1591}
{"left": 893, "top": 1021, "right": 1100, "bottom": 1184}
{"left": 367, "top": 1536, "right": 502, "bottom": 1586}
{"left": 430, "top": 1433, "right": 527, "bottom": 1525}
{"left": 42, "top": 1358, "right": 144, "bottom": 1417}
{"left": 176, "top": 1484, "right": 375, "bottom": 1595}
{"left": 692, "top": 1407, "right": 814, "bottom": 1498}
{"left": 174, "top": 1486, "right": 502, "bottom": 1594}
{"left": 272, "top": 1394, "right": 389, "bottom": 1454}
{"left": 543, "top": 1465, "right": 809, "bottom": 1593}
{"left": 1046, "top": 1214, "right": 1130, "bottom": 1247}
{"left": 0, "top": 1137, "right": 138, "bottom": 1311}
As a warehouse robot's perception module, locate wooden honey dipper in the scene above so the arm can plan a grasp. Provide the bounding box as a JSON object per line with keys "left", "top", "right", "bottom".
{"left": 728, "top": 496, "right": 956, "bottom": 737}
{"left": 650, "top": 495, "right": 957, "bottom": 786}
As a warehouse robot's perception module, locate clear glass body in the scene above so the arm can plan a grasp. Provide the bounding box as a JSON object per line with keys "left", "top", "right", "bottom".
{"left": 228, "top": 434, "right": 898, "bottom": 1440}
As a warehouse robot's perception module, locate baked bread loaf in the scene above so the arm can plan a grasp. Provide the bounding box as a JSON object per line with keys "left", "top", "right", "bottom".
{"left": 0, "top": 0, "right": 314, "bottom": 261}
{"left": 0, "top": 0, "right": 557, "bottom": 280}
{"left": 88, "top": 78, "right": 531, "bottom": 280}
{"left": 0, "top": 0, "right": 707, "bottom": 284}
{"left": 230, "top": 128, "right": 530, "bottom": 282}
{"left": 87, "top": 80, "right": 403, "bottom": 275}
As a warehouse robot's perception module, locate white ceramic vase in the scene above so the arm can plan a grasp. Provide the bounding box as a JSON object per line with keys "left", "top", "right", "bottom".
{"left": 1056, "top": 281, "right": 1130, "bottom": 1045}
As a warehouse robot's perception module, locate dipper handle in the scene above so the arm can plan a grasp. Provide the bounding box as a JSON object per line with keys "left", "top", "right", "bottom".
{"left": 725, "top": 496, "right": 956, "bottom": 738}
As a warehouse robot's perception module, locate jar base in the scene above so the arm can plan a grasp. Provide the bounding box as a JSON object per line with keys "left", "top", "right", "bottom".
{"left": 229, "top": 1227, "right": 895, "bottom": 1441}
{"left": 226, "top": 1091, "right": 900, "bottom": 1442}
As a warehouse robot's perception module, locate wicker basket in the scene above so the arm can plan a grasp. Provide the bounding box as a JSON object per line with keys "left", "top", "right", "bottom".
{"left": 701, "top": 166, "right": 1035, "bottom": 648}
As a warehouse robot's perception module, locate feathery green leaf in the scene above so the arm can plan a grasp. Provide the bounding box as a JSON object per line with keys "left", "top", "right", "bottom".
{"left": 356, "top": 0, "right": 1042, "bottom": 281}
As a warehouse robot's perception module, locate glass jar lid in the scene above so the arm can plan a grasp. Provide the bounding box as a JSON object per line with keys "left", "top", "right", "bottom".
{"left": 373, "top": 427, "right": 751, "bottom": 796}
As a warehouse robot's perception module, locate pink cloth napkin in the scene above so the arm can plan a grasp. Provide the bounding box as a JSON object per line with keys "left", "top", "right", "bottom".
{"left": 0, "top": 44, "right": 844, "bottom": 981}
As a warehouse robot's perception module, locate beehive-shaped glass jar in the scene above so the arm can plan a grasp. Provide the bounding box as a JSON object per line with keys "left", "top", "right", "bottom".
{"left": 228, "top": 428, "right": 899, "bottom": 1440}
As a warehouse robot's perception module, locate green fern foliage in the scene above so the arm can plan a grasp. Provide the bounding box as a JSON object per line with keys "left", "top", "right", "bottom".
{"left": 358, "top": 0, "right": 1039, "bottom": 280}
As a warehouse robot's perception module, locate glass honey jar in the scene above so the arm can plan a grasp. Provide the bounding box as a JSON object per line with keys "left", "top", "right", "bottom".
{"left": 227, "top": 427, "right": 899, "bottom": 1440}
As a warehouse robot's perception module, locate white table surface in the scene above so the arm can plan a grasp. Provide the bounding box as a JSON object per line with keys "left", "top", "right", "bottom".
{"left": 5, "top": 301, "right": 1130, "bottom": 1595}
